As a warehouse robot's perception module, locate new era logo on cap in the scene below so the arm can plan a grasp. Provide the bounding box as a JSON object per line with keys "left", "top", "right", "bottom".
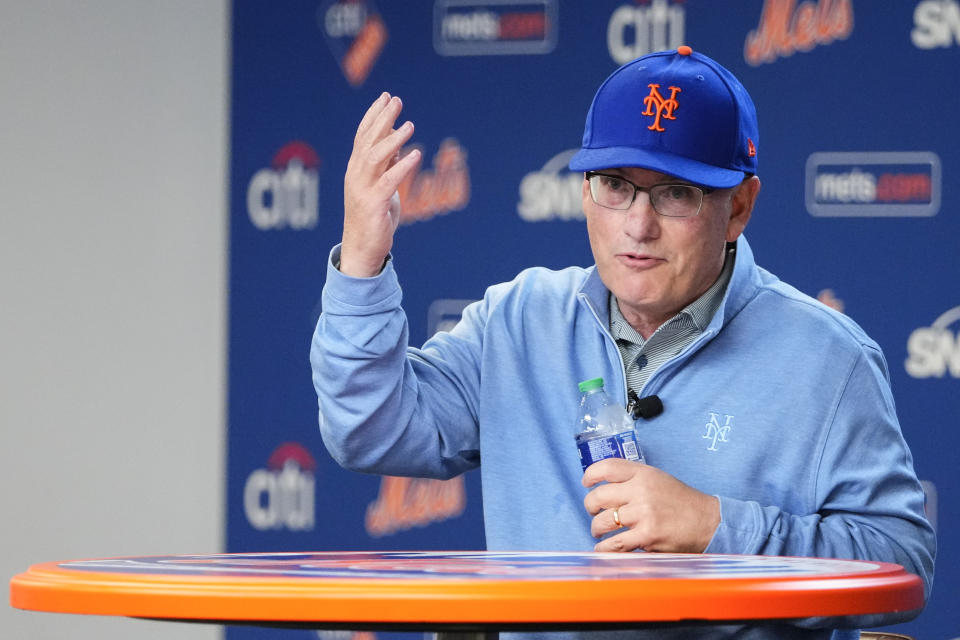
{"left": 570, "top": 46, "right": 759, "bottom": 189}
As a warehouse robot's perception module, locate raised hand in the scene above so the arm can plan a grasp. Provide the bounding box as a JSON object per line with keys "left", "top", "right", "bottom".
{"left": 340, "top": 92, "right": 421, "bottom": 278}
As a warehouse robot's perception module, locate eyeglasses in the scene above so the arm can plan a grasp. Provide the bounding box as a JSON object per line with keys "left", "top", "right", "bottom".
{"left": 585, "top": 171, "right": 713, "bottom": 218}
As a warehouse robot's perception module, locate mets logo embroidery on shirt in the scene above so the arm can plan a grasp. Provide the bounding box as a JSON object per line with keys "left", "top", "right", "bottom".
{"left": 642, "top": 83, "right": 681, "bottom": 132}
{"left": 703, "top": 412, "right": 733, "bottom": 451}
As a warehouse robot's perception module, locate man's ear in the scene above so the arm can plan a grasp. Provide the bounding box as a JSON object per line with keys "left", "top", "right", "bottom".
{"left": 726, "top": 175, "right": 760, "bottom": 243}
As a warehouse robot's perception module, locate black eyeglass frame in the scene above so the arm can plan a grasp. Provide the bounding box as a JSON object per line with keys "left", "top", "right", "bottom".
{"left": 584, "top": 171, "right": 716, "bottom": 218}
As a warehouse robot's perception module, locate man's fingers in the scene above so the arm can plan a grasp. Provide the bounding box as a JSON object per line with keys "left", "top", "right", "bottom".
{"left": 589, "top": 507, "right": 628, "bottom": 538}
{"left": 380, "top": 147, "right": 421, "bottom": 195}
{"left": 582, "top": 457, "right": 644, "bottom": 488}
{"left": 594, "top": 530, "right": 642, "bottom": 553}
{"left": 368, "top": 120, "right": 415, "bottom": 166}
{"left": 360, "top": 95, "right": 404, "bottom": 150}
{"left": 582, "top": 481, "right": 618, "bottom": 516}
{"left": 354, "top": 92, "right": 391, "bottom": 143}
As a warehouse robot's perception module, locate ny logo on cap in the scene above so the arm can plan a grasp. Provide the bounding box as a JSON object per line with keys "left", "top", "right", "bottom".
{"left": 642, "top": 83, "right": 681, "bottom": 132}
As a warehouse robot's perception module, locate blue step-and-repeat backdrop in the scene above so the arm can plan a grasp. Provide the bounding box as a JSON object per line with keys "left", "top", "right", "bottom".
{"left": 226, "top": 1, "right": 959, "bottom": 638}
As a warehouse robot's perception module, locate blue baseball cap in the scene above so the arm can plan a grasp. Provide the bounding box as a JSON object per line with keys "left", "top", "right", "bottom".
{"left": 569, "top": 46, "right": 759, "bottom": 189}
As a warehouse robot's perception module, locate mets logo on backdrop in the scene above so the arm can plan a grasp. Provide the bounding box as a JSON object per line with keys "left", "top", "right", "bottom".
{"left": 434, "top": 0, "right": 557, "bottom": 56}
{"left": 247, "top": 141, "right": 320, "bottom": 231}
{"left": 906, "top": 306, "right": 960, "bottom": 379}
{"left": 805, "top": 151, "right": 941, "bottom": 217}
{"left": 396, "top": 139, "right": 471, "bottom": 224}
{"left": 744, "top": 0, "right": 854, "bottom": 66}
{"left": 319, "top": 0, "right": 388, "bottom": 86}
{"left": 244, "top": 443, "right": 316, "bottom": 531}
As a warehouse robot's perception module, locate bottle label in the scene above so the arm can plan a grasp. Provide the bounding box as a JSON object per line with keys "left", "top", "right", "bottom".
{"left": 576, "top": 430, "right": 643, "bottom": 471}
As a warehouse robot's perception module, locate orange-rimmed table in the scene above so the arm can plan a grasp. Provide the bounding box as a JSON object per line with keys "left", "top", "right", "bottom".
{"left": 10, "top": 551, "right": 922, "bottom": 632}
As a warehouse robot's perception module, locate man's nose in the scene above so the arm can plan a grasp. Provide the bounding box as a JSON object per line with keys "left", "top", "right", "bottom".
{"left": 622, "top": 191, "right": 661, "bottom": 240}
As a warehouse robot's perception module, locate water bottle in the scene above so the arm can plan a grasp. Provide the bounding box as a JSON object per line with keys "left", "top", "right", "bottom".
{"left": 574, "top": 377, "right": 644, "bottom": 471}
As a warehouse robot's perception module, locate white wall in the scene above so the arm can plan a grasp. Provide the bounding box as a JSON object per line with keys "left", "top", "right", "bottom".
{"left": 1, "top": 2, "right": 227, "bottom": 639}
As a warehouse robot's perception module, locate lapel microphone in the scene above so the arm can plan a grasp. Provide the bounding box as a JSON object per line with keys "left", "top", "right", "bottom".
{"left": 627, "top": 389, "right": 664, "bottom": 420}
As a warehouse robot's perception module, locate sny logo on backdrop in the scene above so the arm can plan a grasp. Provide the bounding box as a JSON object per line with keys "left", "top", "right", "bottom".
{"left": 434, "top": 0, "right": 557, "bottom": 56}
{"left": 805, "top": 151, "right": 941, "bottom": 217}
{"left": 608, "top": 0, "right": 686, "bottom": 65}
{"left": 244, "top": 442, "right": 315, "bottom": 531}
{"left": 912, "top": 0, "right": 960, "bottom": 48}
{"left": 518, "top": 149, "right": 584, "bottom": 222}
{"left": 320, "top": 0, "right": 388, "bottom": 86}
{"left": 247, "top": 141, "right": 320, "bottom": 231}
{"left": 744, "top": 0, "right": 853, "bottom": 66}
{"left": 397, "top": 139, "right": 471, "bottom": 224}
{"left": 906, "top": 306, "right": 960, "bottom": 379}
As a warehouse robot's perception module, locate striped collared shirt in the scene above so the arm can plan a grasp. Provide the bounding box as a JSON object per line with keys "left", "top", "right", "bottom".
{"left": 609, "top": 246, "right": 735, "bottom": 395}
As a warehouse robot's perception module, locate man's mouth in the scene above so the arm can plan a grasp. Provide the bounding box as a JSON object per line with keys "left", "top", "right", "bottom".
{"left": 617, "top": 252, "right": 663, "bottom": 268}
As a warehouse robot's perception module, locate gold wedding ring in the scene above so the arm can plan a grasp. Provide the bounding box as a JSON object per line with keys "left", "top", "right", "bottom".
{"left": 612, "top": 507, "right": 622, "bottom": 528}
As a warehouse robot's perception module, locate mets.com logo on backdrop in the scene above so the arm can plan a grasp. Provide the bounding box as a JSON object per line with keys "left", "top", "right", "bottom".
{"left": 906, "top": 306, "right": 960, "bottom": 379}
{"left": 805, "top": 151, "right": 941, "bottom": 217}
{"left": 434, "top": 0, "right": 557, "bottom": 56}
{"left": 247, "top": 141, "right": 320, "bottom": 231}
{"left": 244, "top": 442, "right": 315, "bottom": 531}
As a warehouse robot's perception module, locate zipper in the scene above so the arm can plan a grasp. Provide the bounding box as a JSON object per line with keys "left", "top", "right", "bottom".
{"left": 578, "top": 292, "right": 630, "bottom": 407}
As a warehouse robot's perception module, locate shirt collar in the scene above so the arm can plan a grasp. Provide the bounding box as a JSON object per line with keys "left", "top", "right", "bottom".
{"left": 609, "top": 245, "right": 736, "bottom": 342}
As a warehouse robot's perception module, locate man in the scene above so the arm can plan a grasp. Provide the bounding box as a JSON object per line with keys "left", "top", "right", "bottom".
{"left": 311, "top": 47, "right": 934, "bottom": 638}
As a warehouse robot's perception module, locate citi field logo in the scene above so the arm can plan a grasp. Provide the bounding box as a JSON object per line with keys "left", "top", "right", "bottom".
{"left": 744, "top": 0, "right": 853, "bottom": 66}
{"left": 905, "top": 306, "right": 960, "bottom": 379}
{"left": 247, "top": 141, "right": 320, "bottom": 230}
{"left": 243, "top": 443, "right": 316, "bottom": 531}
{"left": 434, "top": 0, "right": 557, "bottom": 56}
{"left": 805, "top": 152, "right": 941, "bottom": 217}
{"left": 320, "top": 0, "right": 388, "bottom": 87}
{"left": 912, "top": 0, "right": 960, "bottom": 48}
{"left": 607, "top": 0, "right": 686, "bottom": 64}
{"left": 517, "top": 149, "right": 584, "bottom": 222}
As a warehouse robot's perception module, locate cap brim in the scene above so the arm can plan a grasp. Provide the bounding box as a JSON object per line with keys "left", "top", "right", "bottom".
{"left": 569, "top": 147, "right": 746, "bottom": 189}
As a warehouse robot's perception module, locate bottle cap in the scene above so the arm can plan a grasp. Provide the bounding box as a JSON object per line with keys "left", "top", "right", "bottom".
{"left": 578, "top": 377, "right": 605, "bottom": 393}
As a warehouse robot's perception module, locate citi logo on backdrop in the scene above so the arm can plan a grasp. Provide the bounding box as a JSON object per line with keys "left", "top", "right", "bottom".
{"left": 607, "top": 0, "right": 686, "bottom": 64}
{"left": 247, "top": 141, "right": 320, "bottom": 231}
{"left": 243, "top": 442, "right": 316, "bottom": 532}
